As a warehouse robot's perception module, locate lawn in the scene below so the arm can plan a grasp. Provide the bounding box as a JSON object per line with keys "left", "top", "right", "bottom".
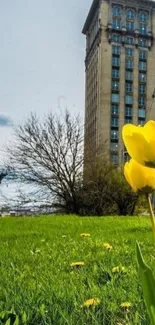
{"left": 0, "top": 215, "right": 154, "bottom": 325}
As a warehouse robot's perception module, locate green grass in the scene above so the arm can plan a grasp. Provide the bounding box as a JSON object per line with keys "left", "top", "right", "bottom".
{"left": 0, "top": 215, "right": 154, "bottom": 325}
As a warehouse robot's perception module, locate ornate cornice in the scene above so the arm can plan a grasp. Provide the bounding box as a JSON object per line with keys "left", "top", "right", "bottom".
{"left": 82, "top": 0, "right": 155, "bottom": 35}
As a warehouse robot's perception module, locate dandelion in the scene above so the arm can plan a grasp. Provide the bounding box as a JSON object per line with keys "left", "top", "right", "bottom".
{"left": 71, "top": 262, "right": 84, "bottom": 267}
{"left": 80, "top": 233, "right": 91, "bottom": 237}
{"left": 112, "top": 266, "right": 127, "bottom": 273}
{"left": 112, "top": 266, "right": 120, "bottom": 273}
{"left": 120, "top": 302, "right": 132, "bottom": 311}
{"left": 83, "top": 298, "right": 100, "bottom": 307}
{"left": 103, "top": 242, "right": 113, "bottom": 250}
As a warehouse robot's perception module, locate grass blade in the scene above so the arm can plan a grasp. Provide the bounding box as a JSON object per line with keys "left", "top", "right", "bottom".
{"left": 136, "top": 242, "right": 155, "bottom": 325}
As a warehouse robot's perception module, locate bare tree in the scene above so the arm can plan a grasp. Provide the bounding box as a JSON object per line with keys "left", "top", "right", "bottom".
{"left": 6, "top": 110, "right": 84, "bottom": 214}
{"left": 4, "top": 110, "right": 137, "bottom": 216}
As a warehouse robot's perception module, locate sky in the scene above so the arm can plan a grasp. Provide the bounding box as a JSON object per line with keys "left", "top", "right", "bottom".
{"left": 0, "top": 0, "right": 92, "bottom": 153}
{"left": 0, "top": 0, "right": 93, "bottom": 204}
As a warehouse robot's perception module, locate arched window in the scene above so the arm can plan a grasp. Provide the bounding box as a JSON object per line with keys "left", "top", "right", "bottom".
{"left": 139, "top": 11, "right": 148, "bottom": 22}
{"left": 112, "top": 7, "right": 121, "bottom": 17}
{"left": 126, "top": 9, "right": 135, "bottom": 20}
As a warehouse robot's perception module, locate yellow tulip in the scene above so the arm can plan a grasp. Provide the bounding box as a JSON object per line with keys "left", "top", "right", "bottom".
{"left": 122, "top": 120, "right": 155, "bottom": 167}
{"left": 124, "top": 159, "right": 155, "bottom": 193}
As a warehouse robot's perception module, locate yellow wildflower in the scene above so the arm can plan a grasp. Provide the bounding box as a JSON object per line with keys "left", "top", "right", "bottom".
{"left": 112, "top": 265, "right": 127, "bottom": 273}
{"left": 71, "top": 262, "right": 84, "bottom": 267}
{"left": 80, "top": 233, "right": 91, "bottom": 237}
{"left": 122, "top": 120, "right": 155, "bottom": 167}
{"left": 112, "top": 266, "right": 120, "bottom": 273}
{"left": 83, "top": 298, "right": 100, "bottom": 307}
{"left": 103, "top": 242, "right": 113, "bottom": 250}
{"left": 124, "top": 158, "right": 155, "bottom": 194}
{"left": 120, "top": 302, "right": 132, "bottom": 309}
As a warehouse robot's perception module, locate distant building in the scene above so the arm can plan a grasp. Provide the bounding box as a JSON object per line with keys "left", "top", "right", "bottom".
{"left": 82, "top": 0, "right": 155, "bottom": 165}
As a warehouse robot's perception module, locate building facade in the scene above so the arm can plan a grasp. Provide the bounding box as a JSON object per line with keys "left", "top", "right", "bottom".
{"left": 82, "top": 0, "right": 155, "bottom": 164}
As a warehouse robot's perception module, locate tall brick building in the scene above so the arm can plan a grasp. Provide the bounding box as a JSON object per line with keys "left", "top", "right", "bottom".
{"left": 82, "top": 0, "right": 155, "bottom": 164}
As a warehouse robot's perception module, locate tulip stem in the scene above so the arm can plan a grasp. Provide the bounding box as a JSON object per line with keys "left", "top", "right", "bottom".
{"left": 146, "top": 194, "right": 155, "bottom": 241}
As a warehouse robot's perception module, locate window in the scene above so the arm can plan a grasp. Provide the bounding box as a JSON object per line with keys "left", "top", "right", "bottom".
{"left": 125, "top": 95, "right": 133, "bottom": 104}
{"left": 111, "top": 117, "right": 119, "bottom": 127}
{"left": 139, "top": 73, "right": 146, "bottom": 82}
{"left": 125, "top": 106, "right": 132, "bottom": 116}
{"left": 126, "top": 9, "right": 135, "bottom": 20}
{"left": 125, "top": 117, "right": 133, "bottom": 124}
{"left": 126, "top": 83, "right": 132, "bottom": 92}
{"left": 113, "top": 7, "right": 122, "bottom": 16}
{"left": 126, "top": 71, "right": 133, "bottom": 81}
{"left": 139, "top": 97, "right": 145, "bottom": 106}
{"left": 112, "top": 69, "right": 119, "bottom": 79}
{"left": 138, "top": 109, "right": 146, "bottom": 118}
{"left": 112, "top": 93, "right": 119, "bottom": 103}
{"left": 139, "top": 61, "right": 147, "bottom": 71}
{"left": 126, "top": 37, "right": 134, "bottom": 45}
{"left": 139, "top": 23, "right": 147, "bottom": 35}
{"left": 126, "top": 21, "right": 134, "bottom": 31}
{"left": 111, "top": 104, "right": 119, "bottom": 115}
{"left": 112, "top": 34, "right": 121, "bottom": 43}
{"left": 139, "top": 84, "right": 146, "bottom": 94}
{"left": 126, "top": 59, "right": 133, "bottom": 69}
{"left": 139, "top": 38, "right": 147, "bottom": 47}
{"left": 111, "top": 142, "right": 118, "bottom": 151}
{"left": 112, "top": 45, "right": 120, "bottom": 55}
{"left": 111, "top": 130, "right": 118, "bottom": 140}
{"left": 112, "top": 18, "right": 121, "bottom": 30}
{"left": 139, "top": 11, "right": 148, "bottom": 22}
{"left": 112, "top": 57, "right": 120, "bottom": 67}
{"left": 139, "top": 50, "right": 147, "bottom": 60}
{"left": 126, "top": 48, "right": 133, "bottom": 56}
{"left": 111, "top": 154, "right": 119, "bottom": 164}
{"left": 112, "top": 81, "right": 119, "bottom": 91}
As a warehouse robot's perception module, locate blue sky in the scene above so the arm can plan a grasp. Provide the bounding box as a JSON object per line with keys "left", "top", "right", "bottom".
{"left": 0, "top": 0, "right": 92, "bottom": 151}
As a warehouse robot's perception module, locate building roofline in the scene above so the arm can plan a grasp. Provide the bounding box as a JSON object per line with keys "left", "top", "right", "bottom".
{"left": 82, "top": 0, "right": 155, "bottom": 35}
{"left": 82, "top": 0, "right": 100, "bottom": 35}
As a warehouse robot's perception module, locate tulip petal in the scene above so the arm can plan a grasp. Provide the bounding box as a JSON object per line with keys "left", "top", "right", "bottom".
{"left": 144, "top": 120, "right": 155, "bottom": 142}
{"left": 124, "top": 162, "right": 137, "bottom": 192}
{"left": 131, "top": 160, "right": 146, "bottom": 190}
{"left": 122, "top": 122, "right": 155, "bottom": 167}
{"left": 146, "top": 175, "right": 155, "bottom": 191}
{"left": 122, "top": 124, "right": 142, "bottom": 136}
{"left": 124, "top": 159, "right": 155, "bottom": 194}
{"left": 122, "top": 131, "right": 151, "bottom": 166}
